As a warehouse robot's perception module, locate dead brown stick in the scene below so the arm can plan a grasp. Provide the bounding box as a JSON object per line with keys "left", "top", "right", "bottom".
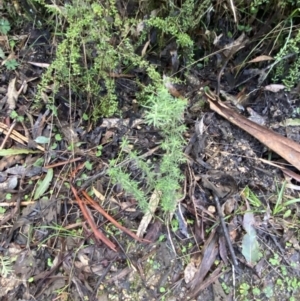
{"left": 0, "top": 121, "right": 16, "bottom": 149}
{"left": 44, "top": 157, "right": 82, "bottom": 169}
{"left": 82, "top": 190, "right": 149, "bottom": 243}
{"left": 71, "top": 185, "right": 117, "bottom": 251}
{"left": 213, "top": 194, "right": 238, "bottom": 268}
{"left": 0, "top": 122, "right": 45, "bottom": 151}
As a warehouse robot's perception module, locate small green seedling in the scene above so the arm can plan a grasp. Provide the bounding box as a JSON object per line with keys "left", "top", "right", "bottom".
{"left": 10, "top": 110, "right": 24, "bottom": 122}
{"left": 0, "top": 19, "right": 10, "bottom": 34}
{"left": 5, "top": 59, "right": 19, "bottom": 70}
{"left": 239, "top": 283, "right": 250, "bottom": 296}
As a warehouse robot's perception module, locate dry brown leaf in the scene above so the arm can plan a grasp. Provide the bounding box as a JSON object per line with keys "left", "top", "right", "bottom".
{"left": 223, "top": 197, "right": 236, "bottom": 214}
{"left": 228, "top": 218, "right": 238, "bottom": 241}
{"left": 285, "top": 182, "right": 300, "bottom": 190}
{"left": 119, "top": 201, "right": 136, "bottom": 212}
{"left": 189, "top": 263, "right": 225, "bottom": 299}
{"left": 108, "top": 72, "right": 135, "bottom": 78}
{"left": 213, "top": 33, "right": 222, "bottom": 46}
{"left": 282, "top": 168, "right": 300, "bottom": 182}
{"left": 264, "top": 84, "right": 286, "bottom": 93}
{"left": 219, "top": 236, "right": 228, "bottom": 265}
{"left": 6, "top": 78, "right": 18, "bottom": 111}
{"left": 189, "top": 229, "right": 218, "bottom": 290}
{"left": 100, "top": 130, "right": 114, "bottom": 144}
{"left": 27, "top": 61, "right": 50, "bottom": 68}
{"left": 0, "top": 276, "right": 20, "bottom": 297}
{"left": 184, "top": 262, "right": 198, "bottom": 284}
{"left": 77, "top": 253, "right": 89, "bottom": 266}
{"left": 137, "top": 189, "right": 161, "bottom": 237}
{"left": 164, "top": 79, "right": 184, "bottom": 99}
{"left": 222, "top": 33, "right": 248, "bottom": 57}
{"left": 5, "top": 165, "right": 44, "bottom": 177}
{"left": 0, "top": 35, "right": 8, "bottom": 42}
{"left": 248, "top": 55, "right": 274, "bottom": 63}
{"left": 247, "top": 107, "right": 266, "bottom": 125}
{"left": 212, "top": 279, "right": 228, "bottom": 301}
{"left": 0, "top": 154, "right": 24, "bottom": 171}
{"left": 32, "top": 109, "right": 51, "bottom": 139}
{"left": 229, "top": 0, "right": 237, "bottom": 23}
{"left": 134, "top": 20, "right": 145, "bottom": 37}
{"left": 0, "top": 175, "right": 18, "bottom": 190}
{"left": 144, "top": 220, "right": 162, "bottom": 242}
{"left": 141, "top": 40, "right": 151, "bottom": 57}
{"left": 92, "top": 186, "right": 105, "bottom": 202}
{"left": 93, "top": 187, "right": 134, "bottom": 211}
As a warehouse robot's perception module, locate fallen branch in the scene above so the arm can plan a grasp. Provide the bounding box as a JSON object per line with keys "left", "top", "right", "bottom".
{"left": 44, "top": 157, "right": 82, "bottom": 169}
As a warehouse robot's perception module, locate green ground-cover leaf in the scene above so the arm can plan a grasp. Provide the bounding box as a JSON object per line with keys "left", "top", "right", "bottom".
{"left": 242, "top": 211, "right": 262, "bottom": 265}
{"left": 33, "top": 168, "right": 53, "bottom": 200}
{"left": 0, "top": 149, "right": 40, "bottom": 156}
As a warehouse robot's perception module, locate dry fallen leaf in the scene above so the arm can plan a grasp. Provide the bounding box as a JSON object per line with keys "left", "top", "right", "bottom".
{"left": 184, "top": 262, "right": 198, "bottom": 284}
{"left": 248, "top": 55, "right": 274, "bottom": 63}
{"left": 222, "top": 33, "right": 248, "bottom": 57}
{"left": 264, "top": 84, "right": 286, "bottom": 93}
{"left": 247, "top": 107, "right": 266, "bottom": 125}
{"left": 6, "top": 78, "right": 18, "bottom": 112}
{"left": 137, "top": 189, "right": 161, "bottom": 237}
{"left": 164, "top": 80, "right": 185, "bottom": 99}
{"left": 0, "top": 175, "right": 18, "bottom": 190}
{"left": 189, "top": 229, "right": 218, "bottom": 290}
{"left": 27, "top": 61, "right": 50, "bottom": 68}
{"left": 141, "top": 40, "right": 151, "bottom": 57}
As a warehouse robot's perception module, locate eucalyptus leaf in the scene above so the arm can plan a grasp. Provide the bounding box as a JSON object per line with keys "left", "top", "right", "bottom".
{"left": 0, "top": 149, "right": 40, "bottom": 156}
{"left": 33, "top": 168, "right": 53, "bottom": 200}
{"left": 242, "top": 211, "right": 256, "bottom": 235}
{"left": 242, "top": 232, "right": 262, "bottom": 265}
{"left": 35, "top": 136, "right": 50, "bottom": 144}
{"left": 242, "top": 211, "right": 262, "bottom": 265}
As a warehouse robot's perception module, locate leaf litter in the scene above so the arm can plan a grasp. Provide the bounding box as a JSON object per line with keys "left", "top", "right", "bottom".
{"left": 1, "top": 2, "right": 300, "bottom": 301}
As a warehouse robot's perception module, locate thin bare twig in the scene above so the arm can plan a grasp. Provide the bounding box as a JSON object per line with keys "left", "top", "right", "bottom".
{"left": 0, "top": 120, "right": 16, "bottom": 149}
{"left": 213, "top": 194, "right": 238, "bottom": 268}
{"left": 71, "top": 185, "right": 117, "bottom": 251}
